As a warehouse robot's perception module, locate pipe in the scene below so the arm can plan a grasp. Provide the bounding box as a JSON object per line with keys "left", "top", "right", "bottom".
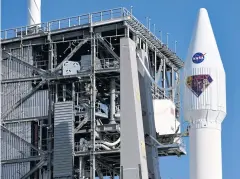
{"left": 109, "top": 79, "right": 116, "bottom": 124}
{"left": 95, "top": 138, "right": 120, "bottom": 147}
{"left": 95, "top": 144, "right": 111, "bottom": 150}
{"left": 28, "top": 0, "right": 41, "bottom": 26}
{"left": 79, "top": 157, "right": 84, "bottom": 179}
{"left": 80, "top": 138, "right": 112, "bottom": 151}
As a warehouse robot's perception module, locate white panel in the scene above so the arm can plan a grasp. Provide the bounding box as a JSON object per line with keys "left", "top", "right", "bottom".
{"left": 153, "top": 99, "right": 180, "bottom": 135}
{"left": 62, "top": 61, "right": 80, "bottom": 76}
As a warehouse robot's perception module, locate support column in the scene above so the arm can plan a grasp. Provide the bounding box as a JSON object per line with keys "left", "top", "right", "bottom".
{"left": 109, "top": 78, "right": 116, "bottom": 124}
{"left": 137, "top": 49, "right": 160, "bottom": 179}
{"left": 79, "top": 157, "right": 85, "bottom": 179}
{"left": 163, "top": 59, "right": 166, "bottom": 97}
{"left": 120, "top": 37, "right": 149, "bottom": 179}
{"left": 171, "top": 66, "right": 175, "bottom": 101}
{"left": 90, "top": 28, "right": 96, "bottom": 179}
{"left": 47, "top": 33, "right": 53, "bottom": 179}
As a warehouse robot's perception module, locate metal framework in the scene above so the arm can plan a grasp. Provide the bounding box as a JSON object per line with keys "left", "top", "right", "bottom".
{"left": 1, "top": 7, "right": 185, "bottom": 179}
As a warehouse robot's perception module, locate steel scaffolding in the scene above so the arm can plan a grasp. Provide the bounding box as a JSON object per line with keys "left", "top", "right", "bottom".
{"left": 1, "top": 7, "right": 185, "bottom": 179}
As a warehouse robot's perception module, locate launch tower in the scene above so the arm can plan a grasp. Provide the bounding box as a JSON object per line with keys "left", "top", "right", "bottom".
{"left": 1, "top": 7, "right": 185, "bottom": 179}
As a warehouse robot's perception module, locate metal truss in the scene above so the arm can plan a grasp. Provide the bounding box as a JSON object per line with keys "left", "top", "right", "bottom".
{"left": 96, "top": 33, "right": 120, "bottom": 62}
{"left": 1, "top": 7, "right": 185, "bottom": 178}
{"left": 53, "top": 38, "right": 89, "bottom": 73}
{"left": 1, "top": 39, "right": 89, "bottom": 121}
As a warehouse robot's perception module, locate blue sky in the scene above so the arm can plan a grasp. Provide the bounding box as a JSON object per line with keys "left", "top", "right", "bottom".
{"left": 1, "top": 0, "right": 239, "bottom": 178}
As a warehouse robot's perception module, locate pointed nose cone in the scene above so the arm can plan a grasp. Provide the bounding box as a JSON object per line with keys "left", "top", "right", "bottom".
{"left": 185, "top": 8, "right": 224, "bottom": 71}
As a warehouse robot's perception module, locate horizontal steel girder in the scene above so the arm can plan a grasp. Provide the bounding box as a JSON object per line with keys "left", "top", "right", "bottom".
{"left": 1, "top": 156, "right": 41, "bottom": 165}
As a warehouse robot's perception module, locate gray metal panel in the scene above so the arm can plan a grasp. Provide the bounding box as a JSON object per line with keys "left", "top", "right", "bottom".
{"left": 1, "top": 163, "right": 30, "bottom": 179}
{"left": 1, "top": 122, "right": 32, "bottom": 160}
{"left": 2, "top": 46, "right": 33, "bottom": 80}
{"left": 1, "top": 46, "right": 33, "bottom": 179}
{"left": 53, "top": 101, "right": 74, "bottom": 178}
{"left": 1, "top": 122, "right": 31, "bottom": 179}
{"left": 137, "top": 49, "right": 160, "bottom": 179}
{"left": 2, "top": 89, "right": 49, "bottom": 120}
{"left": 120, "top": 37, "right": 149, "bottom": 179}
{"left": 2, "top": 82, "right": 31, "bottom": 118}
{"left": 1, "top": 46, "right": 41, "bottom": 120}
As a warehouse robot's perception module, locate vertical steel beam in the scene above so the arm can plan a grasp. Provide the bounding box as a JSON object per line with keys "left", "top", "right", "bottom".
{"left": 63, "top": 84, "right": 66, "bottom": 102}
{"left": 47, "top": 82, "right": 53, "bottom": 179}
{"left": 47, "top": 33, "right": 53, "bottom": 179}
{"left": 163, "top": 59, "right": 166, "bottom": 97}
{"left": 154, "top": 49, "right": 157, "bottom": 95}
{"left": 171, "top": 66, "right": 175, "bottom": 101}
{"left": 90, "top": 27, "right": 96, "bottom": 179}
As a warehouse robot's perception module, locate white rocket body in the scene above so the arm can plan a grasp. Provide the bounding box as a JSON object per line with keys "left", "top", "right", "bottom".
{"left": 183, "top": 8, "right": 226, "bottom": 179}
{"left": 28, "top": 0, "right": 41, "bottom": 26}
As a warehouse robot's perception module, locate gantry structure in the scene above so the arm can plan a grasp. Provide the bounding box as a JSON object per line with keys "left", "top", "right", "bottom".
{"left": 1, "top": 7, "right": 185, "bottom": 179}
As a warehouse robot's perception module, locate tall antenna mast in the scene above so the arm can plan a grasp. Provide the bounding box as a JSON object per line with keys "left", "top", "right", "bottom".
{"left": 28, "top": 0, "right": 41, "bottom": 26}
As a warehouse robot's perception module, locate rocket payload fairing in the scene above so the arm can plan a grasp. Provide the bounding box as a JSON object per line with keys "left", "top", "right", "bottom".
{"left": 184, "top": 8, "right": 226, "bottom": 179}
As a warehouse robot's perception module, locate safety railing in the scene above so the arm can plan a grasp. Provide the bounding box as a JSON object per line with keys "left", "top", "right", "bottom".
{"left": 1, "top": 7, "right": 128, "bottom": 40}
{"left": 96, "top": 58, "right": 120, "bottom": 70}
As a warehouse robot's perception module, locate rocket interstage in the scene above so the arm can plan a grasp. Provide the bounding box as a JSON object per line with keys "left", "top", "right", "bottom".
{"left": 183, "top": 8, "right": 226, "bottom": 179}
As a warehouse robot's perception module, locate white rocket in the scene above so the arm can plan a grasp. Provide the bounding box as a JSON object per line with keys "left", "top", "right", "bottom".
{"left": 184, "top": 8, "right": 226, "bottom": 179}
{"left": 28, "top": 0, "right": 41, "bottom": 26}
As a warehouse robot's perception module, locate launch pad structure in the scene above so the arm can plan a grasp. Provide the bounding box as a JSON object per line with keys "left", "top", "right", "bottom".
{"left": 1, "top": 7, "right": 186, "bottom": 179}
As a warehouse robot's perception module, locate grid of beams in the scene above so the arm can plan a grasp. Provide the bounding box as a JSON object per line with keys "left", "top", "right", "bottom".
{"left": 1, "top": 7, "right": 184, "bottom": 179}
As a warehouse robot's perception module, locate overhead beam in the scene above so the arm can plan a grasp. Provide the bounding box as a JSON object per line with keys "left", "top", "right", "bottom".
{"left": 2, "top": 79, "right": 47, "bottom": 120}
{"left": 3, "top": 116, "right": 48, "bottom": 124}
{"left": 1, "top": 72, "right": 92, "bottom": 84}
{"left": 1, "top": 156, "right": 41, "bottom": 165}
{"left": 53, "top": 38, "right": 89, "bottom": 73}
{"left": 96, "top": 33, "right": 120, "bottom": 61}
{"left": 3, "top": 51, "right": 49, "bottom": 76}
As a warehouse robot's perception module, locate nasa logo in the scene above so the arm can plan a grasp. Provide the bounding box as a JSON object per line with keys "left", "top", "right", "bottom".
{"left": 192, "top": 52, "right": 206, "bottom": 64}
